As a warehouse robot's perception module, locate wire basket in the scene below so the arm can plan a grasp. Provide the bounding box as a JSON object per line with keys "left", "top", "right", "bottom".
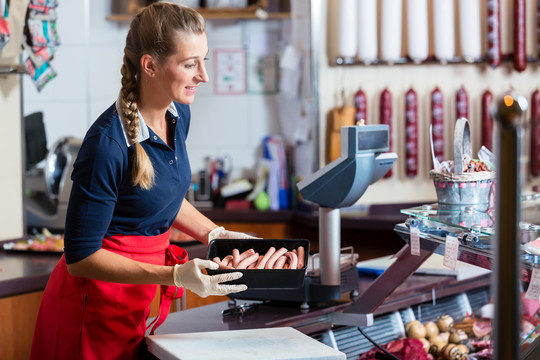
{"left": 429, "top": 118, "right": 495, "bottom": 206}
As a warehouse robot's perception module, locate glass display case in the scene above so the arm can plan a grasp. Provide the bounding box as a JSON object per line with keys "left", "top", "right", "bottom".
{"left": 390, "top": 196, "right": 540, "bottom": 359}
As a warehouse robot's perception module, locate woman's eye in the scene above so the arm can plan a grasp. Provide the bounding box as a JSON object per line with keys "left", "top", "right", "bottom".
{"left": 184, "top": 63, "right": 196, "bottom": 69}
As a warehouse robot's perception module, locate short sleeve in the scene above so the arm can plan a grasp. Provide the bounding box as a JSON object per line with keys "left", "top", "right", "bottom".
{"left": 63, "top": 133, "right": 126, "bottom": 264}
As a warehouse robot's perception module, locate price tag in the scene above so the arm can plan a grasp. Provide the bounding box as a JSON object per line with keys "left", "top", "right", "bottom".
{"left": 525, "top": 268, "right": 540, "bottom": 300}
{"left": 443, "top": 235, "right": 459, "bottom": 270}
{"left": 410, "top": 225, "right": 420, "bottom": 256}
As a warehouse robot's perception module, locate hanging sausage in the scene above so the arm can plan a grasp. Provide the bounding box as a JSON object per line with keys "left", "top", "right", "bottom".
{"left": 433, "top": 0, "right": 455, "bottom": 63}
{"left": 531, "top": 89, "right": 540, "bottom": 176}
{"left": 406, "top": 0, "right": 428, "bottom": 63}
{"left": 354, "top": 89, "right": 367, "bottom": 125}
{"left": 337, "top": 0, "right": 357, "bottom": 59}
{"left": 405, "top": 88, "right": 418, "bottom": 177}
{"left": 381, "top": 0, "right": 402, "bottom": 64}
{"left": 514, "top": 0, "right": 527, "bottom": 72}
{"left": 380, "top": 88, "right": 393, "bottom": 178}
{"left": 487, "top": 0, "right": 501, "bottom": 68}
{"left": 431, "top": 87, "right": 445, "bottom": 165}
{"left": 458, "top": 0, "right": 482, "bottom": 62}
{"left": 357, "top": 0, "right": 378, "bottom": 64}
{"left": 481, "top": 90, "right": 494, "bottom": 151}
{"left": 456, "top": 86, "right": 469, "bottom": 120}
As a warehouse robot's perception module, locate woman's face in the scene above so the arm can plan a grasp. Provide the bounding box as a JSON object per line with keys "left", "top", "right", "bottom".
{"left": 155, "top": 32, "right": 209, "bottom": 105}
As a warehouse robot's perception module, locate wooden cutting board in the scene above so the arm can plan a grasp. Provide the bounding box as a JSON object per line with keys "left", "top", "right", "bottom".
{"left": 146, "top": 326, "right": 346, "bottom": 360}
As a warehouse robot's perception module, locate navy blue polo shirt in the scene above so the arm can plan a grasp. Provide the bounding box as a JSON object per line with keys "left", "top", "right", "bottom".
{"left": 64, "top": 99, "right": 192, "bottom": 264}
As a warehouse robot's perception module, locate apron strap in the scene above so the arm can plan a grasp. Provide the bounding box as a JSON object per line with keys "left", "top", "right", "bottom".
{"left": 147, "top": 244, "right": 189, "bottom": 335}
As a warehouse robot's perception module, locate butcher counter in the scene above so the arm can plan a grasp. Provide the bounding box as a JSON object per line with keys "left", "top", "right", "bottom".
{"left": 0, "top": 204, "right": 423, "bottom": 359}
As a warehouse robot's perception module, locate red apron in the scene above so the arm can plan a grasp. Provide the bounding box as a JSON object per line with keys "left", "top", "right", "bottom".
{"left": 30, "top": 229, "right": 188, "bottom": 360}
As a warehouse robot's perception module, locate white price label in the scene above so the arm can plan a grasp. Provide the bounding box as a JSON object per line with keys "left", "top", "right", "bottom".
{"left": 525, "top": 268, "right": 540, "bottom": 300}
{"left": 443, "top": 235, "right": 459, "bottom": 270}
{"left": 410, "top": 225, "right": 420, "bottom": 256}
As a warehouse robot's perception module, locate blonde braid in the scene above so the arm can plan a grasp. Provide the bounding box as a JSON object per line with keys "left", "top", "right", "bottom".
{"left": 120, "top": 52, "right": 155, "bottom": 189}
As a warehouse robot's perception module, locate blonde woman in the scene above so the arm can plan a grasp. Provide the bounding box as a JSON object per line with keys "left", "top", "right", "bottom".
{"left": 30, "top": 3, "right": 252, "bottom": 359}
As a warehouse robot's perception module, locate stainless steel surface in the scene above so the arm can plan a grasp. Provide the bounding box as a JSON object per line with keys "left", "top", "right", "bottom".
{"left": 492, "top": 90, "right": 528, "bottom": 360}
{"left": 319, "top": 207, "right": 341, "bottom": 286}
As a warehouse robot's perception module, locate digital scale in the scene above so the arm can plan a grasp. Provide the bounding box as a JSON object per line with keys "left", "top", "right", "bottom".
{"left": 230, "top": 124, "right": 397, "bottom": 313}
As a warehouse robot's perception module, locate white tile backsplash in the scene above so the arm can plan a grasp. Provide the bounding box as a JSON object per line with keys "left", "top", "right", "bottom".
{"left": 23, "top": 0, "right": 286, "bottom": 180}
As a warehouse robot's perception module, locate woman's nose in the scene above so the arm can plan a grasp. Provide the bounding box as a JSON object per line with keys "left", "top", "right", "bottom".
{"left": 197, "top": 63, "right": 209, "bottom": 83}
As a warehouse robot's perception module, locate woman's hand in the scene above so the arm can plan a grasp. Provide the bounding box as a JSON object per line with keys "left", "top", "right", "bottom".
{"left": 208, "top": 226, "right": 259, "bottom": 241}
{"left": 173, "top": 258, "right": 247, "bottom": 297}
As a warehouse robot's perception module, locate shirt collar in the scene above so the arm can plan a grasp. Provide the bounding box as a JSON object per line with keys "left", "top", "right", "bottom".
{"left": 115, "top": 93, "right": 179, "bottom": 147}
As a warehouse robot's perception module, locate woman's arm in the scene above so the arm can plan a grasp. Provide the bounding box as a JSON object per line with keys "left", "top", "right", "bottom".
{"left": 172, "top": 199, "right": 219, "bottom": 244}
{"left": 67, "top": 248, "right": 175, "bottom": 286}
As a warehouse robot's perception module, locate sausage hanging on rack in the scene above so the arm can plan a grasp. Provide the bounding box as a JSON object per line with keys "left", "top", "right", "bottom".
{"left": 406, "top": 0, "right": 429, "bottom": 63}
{"left": 433, "top": 0, "right": 456, "bottom": 63}
{"left": 354, "top": 89, "right": 367, "bottom": 125}
{"left": 357, "top": 0, "right": 378, "bottom": 64}
{"left": 531, "top": 89, "right": 540, "bottom": 176}
{"left": 337, "top": 0, "right": 358, "bottom": 59}
{"left": 537, "top": 0, "right": 540, "bottom": 62}
{"left": 431, "top": 87, "right": 445, "bottom": 165}
{"left": 456, "top": 86, "right": 469, "bottom": 120}
{"left": 405, "top": 88, "right": 418, "bottom": 177}
{"left": 481, "top": 90, "right": 494, "bottom": 151}
{"left": 458, "top": 0, "right": 482, "bottom": 62}
{"left": 513, "top": 0, "right": 527, "bottom": 72}
{"left": 487, "top": 0, "right": 501, "bottom": 68}
{"left": 381, "top": 0, "right": 403, "bottom": 64}
{"left": 380, "top": 88, "right": 393, "bottom": 178}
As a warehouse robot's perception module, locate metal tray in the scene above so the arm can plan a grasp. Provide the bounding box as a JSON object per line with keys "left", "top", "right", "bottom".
{"left": 206, "top": 238, "right": 309, "bottom": 289}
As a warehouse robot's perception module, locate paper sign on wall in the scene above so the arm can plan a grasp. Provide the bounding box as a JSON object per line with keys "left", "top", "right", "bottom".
{"left": 213, "top": 49, "right": 246, "bottom": 95}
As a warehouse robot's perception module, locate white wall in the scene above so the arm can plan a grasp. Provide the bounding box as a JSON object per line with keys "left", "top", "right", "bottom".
{"left": 0, "top": 57, "right": 23, "bottom": 240}
{"left": 319, "top": 0, "right": 540, "bottom": 205}
{"left": 22, "top": 0, "right": 289, "bottom": 180}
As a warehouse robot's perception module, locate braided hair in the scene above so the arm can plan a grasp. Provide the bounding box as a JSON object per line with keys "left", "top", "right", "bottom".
{"left": 120, "top": 2, "right": 205, "bottom": 189}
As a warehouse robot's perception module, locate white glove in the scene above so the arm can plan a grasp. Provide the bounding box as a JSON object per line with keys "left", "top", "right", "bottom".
{"left": 208, "top": 226, "right": 259, "bottom": 242}
{"left": 173, "top": 258, "right": 247, "bottom": 298}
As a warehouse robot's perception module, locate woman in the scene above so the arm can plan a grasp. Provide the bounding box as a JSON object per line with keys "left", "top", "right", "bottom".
{"left": 30, "top": 3, "right": 253, "bottom": 359}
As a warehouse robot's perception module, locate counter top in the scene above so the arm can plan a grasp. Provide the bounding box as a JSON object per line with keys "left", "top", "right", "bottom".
{"left": 150, "top": 273, "right": 491, "bottom": 337}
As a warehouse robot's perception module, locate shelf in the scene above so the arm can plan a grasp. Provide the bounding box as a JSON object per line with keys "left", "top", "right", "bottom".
{"left": 333, "top": 54, "right": 540, "bottom": 67}
{"left": 107, "top": 9, "right": 290, "bottom": 22}
{"left": 0, "top": 64, "right": 26, "bottom": 75}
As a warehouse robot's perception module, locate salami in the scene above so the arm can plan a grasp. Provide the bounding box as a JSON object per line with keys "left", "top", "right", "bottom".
{"left": 531, "top": 89, "right": 540, "bottom": 176}
{"left": 405, "top": 88, "right": 418, "bottom": 177}
{"left": 481, "top": 90, "right": 494, "bottom": 151}
{"left": 514, "top": 0, "right": 527, "bottom": 72}
{"left": 431, "top": 87, "right": 445, "bottom": 164}
{"left": 380, "top": 88, "right": 393, "bottom": 178}
{"left": 456, "top": 86, "right": 469, "bottom": 120}
{"left": 407, "top": 0, "right": 429, "bottom": 63}
{"left": 354, "top": 88, "right": 367, "bottom": 125}
{"left": 487, "top": 0, "right": 501, "bottom": 68}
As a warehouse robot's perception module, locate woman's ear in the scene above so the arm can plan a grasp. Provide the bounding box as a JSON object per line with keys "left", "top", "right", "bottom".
{"left": 140, "top": 54, "right": 157, "bottom": 77}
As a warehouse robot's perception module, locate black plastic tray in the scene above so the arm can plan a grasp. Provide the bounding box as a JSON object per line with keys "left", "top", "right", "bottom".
{"left": 206, "top": 238, "right": 309, "bottom": 289}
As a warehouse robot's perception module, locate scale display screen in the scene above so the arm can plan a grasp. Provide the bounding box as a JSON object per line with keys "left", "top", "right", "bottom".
{"left": 357, "top": 129, "right": 388, "bottom": 152}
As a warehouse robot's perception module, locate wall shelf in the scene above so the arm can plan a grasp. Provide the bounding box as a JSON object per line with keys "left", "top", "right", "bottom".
{"left": 0, "top": 64, "right": 26, "bottom": 75}
{"left": 107, "top": 9, "right": 290, "bottom": 22}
